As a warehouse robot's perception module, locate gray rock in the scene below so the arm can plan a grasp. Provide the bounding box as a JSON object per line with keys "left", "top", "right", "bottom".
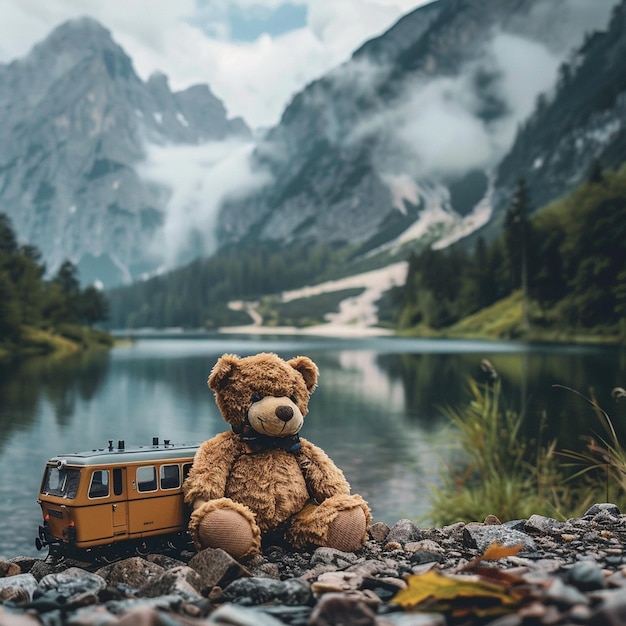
{"left": 310, "top": 547, "right": 359, "bottom": 568}
{"left": 524, "top": 514, "right": 566, "bottom": 535}
{"left": 38, "top": 567, "right": 106, "bottom": 605}
{"left": 546, "top": 577, "right": 589, "bottom": 606}
{"left": 221, "top": 577, "right": 311, "bottom": 606}
{"left": 188, "top": 548, "right": 251, "bottom": 593}
{"left": 209, "top": 603, "right": 287, "bottom": 625}
{"left": 385, "top": 520, "right": 423, "bottom": 546}
{"left": 369, "top": 522, "right": 390, "bottom": 542}
{"left": 139, "top": 565, "right": 203, "bottom": 601}
{"left": 308, "top": 592, "right": 377, "bottom": 626}
{"left": 566, "top": 560, "right": 607, "bottom": 592}
{"left": 583, "top": 503, "right": 621, "bottom": 518}
{"left": 463, "top": 525, "right": 537, "bottom": 553}
{"left": 0, "top": 573, "right": 38, "bottom": 604}
{"left": 95, "top": 557, "right": 164, "bottom": 589}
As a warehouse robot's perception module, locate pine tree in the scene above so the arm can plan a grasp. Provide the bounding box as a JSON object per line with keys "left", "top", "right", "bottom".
{"left": 504, "top": 179, "right": 532, "bottom": 330}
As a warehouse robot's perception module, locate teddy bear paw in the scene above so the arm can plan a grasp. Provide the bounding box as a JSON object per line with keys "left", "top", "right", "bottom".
{"left": 326, "top": 506, "right": 367, "bottom": 553}
{"left": 198, "top": 508, "right": 258, "bottom": 558}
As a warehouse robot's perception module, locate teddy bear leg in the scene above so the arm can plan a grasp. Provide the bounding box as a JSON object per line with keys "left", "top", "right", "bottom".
{"left": 287, "top": 494, "right": 371, "bottom": 552}
{"left": 189, "top": 498, "right": 261, "bottom": 559}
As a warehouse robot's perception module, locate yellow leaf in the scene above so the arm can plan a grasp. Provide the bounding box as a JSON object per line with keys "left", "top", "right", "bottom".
{"left": 461, "top": 541, "right": 523, "bottom": 571}
{"left": 481, "top": 542, "right": 522, "bottom": 561}
{"left": 392, "top": 569, "right": 523, "bottom": 611}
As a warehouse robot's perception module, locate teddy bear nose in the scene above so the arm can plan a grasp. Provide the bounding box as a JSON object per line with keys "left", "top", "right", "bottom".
{"left": 275, "top": 405, "right": 294, "bottom": 422}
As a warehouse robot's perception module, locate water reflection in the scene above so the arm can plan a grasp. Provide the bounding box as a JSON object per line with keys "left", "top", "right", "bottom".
{"left": 0, "top": 336, "right": 624, "bottom": 558}
{"left": 0, "top": 352, "right": 111, "bottom": 450}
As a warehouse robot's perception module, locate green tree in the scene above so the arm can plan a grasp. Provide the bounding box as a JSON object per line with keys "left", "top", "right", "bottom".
{"left": 504, "top": 179, "right": 532, "bottom": 329}
{"left": 79, "top": 286, "right": 109, "bottom": 326}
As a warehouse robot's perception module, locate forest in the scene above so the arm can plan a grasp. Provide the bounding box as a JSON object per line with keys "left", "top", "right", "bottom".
{"left": 108, "top": 162, "right": 626, "bottom": 341}
{"left": 397, "top": 162, "right": 626, "bottom": 339}
{"left": 0, "top": 214, "right": 110, "bottom": 358}
{"left": 106, "top": 241, "right": 355, "bottom": 329}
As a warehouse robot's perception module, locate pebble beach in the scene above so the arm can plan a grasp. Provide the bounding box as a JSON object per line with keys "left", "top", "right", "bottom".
{"left": 2, "top": 503, "right": 626, "bottom": 625}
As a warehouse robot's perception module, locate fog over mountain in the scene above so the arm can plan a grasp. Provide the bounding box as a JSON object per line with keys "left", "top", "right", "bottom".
{"left": 0, "top": 0, "right": 622, "bottom": 291}
{"left": 217, "top": 0, "right": 617, "bottom": 255}
{"left": 0, "top": 17, "right": 250, "bottom": 287}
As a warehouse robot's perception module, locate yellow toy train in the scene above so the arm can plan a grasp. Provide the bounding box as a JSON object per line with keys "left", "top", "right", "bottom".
{"left": 35, "top": 438, "right": 200, "bottom": 562}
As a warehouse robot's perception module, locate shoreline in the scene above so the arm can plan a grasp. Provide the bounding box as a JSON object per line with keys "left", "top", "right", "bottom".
{"left": 1, "top": 503, "right": 626, "bottom": 625}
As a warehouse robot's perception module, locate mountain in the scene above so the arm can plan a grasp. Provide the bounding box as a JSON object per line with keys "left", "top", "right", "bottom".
{"left": 0, "top": 17, "right": 249, "bottom": 287}
{"left": 216, "top": 0, "right": 617, "bottom": 255}
{"left": 493, "top": 0, "right": 626, "bottom": 213}
{"left": 106, "top": 0, "right": 626, "bottom": 332}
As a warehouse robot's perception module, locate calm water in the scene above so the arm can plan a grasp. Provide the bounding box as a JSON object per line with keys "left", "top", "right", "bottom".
{"left": 1, "top": 335, "right": 624, "bottom": 558}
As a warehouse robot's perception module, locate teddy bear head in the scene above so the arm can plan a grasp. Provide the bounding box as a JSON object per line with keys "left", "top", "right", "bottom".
{"left": 207, "top": 352, "right": 319, "bottom": 438}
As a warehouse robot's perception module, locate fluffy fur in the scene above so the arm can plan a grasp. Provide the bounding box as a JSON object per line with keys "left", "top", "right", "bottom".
{"left": 182, "top": 352, "right": 371, "bottom": 557}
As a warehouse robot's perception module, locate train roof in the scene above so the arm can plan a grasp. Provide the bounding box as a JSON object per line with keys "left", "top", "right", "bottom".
{"left": 45, "top": 441, "right": 200, "bottom": 467}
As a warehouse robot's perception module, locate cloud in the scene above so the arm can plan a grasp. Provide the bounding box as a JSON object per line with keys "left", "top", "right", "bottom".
{"left": 341, "top": 30, "right": 564, "bottom": 182}
{"left": 138, "top": 139, "right": 271, "bottom": 270}
{"left": 0, "top": 0, "right": 431, "bottom": 128}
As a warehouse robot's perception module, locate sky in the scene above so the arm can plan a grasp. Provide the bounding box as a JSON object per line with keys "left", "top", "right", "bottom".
{"left": 0, "top": 0, "right": 432, "bottom": 129}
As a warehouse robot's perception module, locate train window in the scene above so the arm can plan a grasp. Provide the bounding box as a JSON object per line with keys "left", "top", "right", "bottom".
{"left": 88, "top": 470, "right": 110, "bottom": 499}
{"left": 182, "top": 463, "right": 193, "bottom": 481}
{"left": 41, "top": 466, "right": 81, "bottom": 499}
{"left": 137, "top": 466, "right": 157, "bottom": 492}
{"left": 160, "top": 464, "right": 180, "bottom": 490}
{"left": 113, "top": 468, "right": 123, "bottom": 496}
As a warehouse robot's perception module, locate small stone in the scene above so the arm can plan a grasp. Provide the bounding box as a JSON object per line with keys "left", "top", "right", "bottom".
{"left": 38, "top": 567, "right": 106, "bottom": 605}
{"left": 209, "top": 603, "right": 287, "bottom": 626}
{"left": 311, "top": 571, "right": 363, "bottom": 594}
{"left": 308, "top": 592, "right": 377, "bottom": 626}
{"left": 0, "top": 574, "right": 38, "bottom": 605}
{"left": 139, "top": 565, "right": 203, "bottom": 601}
{"left": 95, "top": 558, "right": 164, "bottom": 590}
{"left": 484, "top": 514, "right": 502, "bottom": 525}
{"left": 369, "top": 522, "right": 390, "bottom": 542}
{"left": 385, "top": 520, "right": 423, "bottom": 545}
{"left": 588, "top": 593, "right": 626, "bottom": 626}
{"left": 404, "top": 540, "right": 444, "bottom": 555}
{"left": 221, "top": 576, "right": 311, "bottom": 606}
{"left": 583, "top": 503, "right": 621, "bottom": 518}
{"left": 0, "top": 561, "right": 21, "bottom": 578}
{"left": 546, "top": 577, "right": 588, "bottom": 606}
{"left": 463, "top": 525, "right": 537, "bottom": 553}
{"left": 524, "top": 514, "right": 565, "bottom": 535}
{"left": 383, "top": 542, "right": 403, "bottom": 552}
{"left": 188, "top": 547, "right": 251, "bottom": 593}
{"left": 310, "top": 547, "right": 358, "bottom": 568}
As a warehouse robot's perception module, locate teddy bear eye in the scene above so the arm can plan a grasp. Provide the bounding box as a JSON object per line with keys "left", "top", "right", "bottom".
{"left": 290, "top": 395, "right": 297, "bottom": 403}
{"left": 251, "top": 394, "right": 263, "bottom": 403}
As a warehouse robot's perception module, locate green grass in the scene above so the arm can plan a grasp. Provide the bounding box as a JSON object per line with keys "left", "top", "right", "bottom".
{"left": 438, "top": 291, "right": 625, "bottom": 345}
{"left": 1, "top": 324, "right": 114, "bottom": 360}
{"left": 425, "top": 372, "right": 626, "bottom": 526}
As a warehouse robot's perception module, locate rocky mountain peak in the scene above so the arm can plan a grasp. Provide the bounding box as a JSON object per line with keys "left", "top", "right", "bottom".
{"left": 0, "top": 17, "right": 250, "bottom": 288}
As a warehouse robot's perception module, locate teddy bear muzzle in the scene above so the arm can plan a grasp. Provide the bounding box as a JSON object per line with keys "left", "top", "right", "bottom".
{"left": 248, "top": 396, "right": 304, "bottom": 436}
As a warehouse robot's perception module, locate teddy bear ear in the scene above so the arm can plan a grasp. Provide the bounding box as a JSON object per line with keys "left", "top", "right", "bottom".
{"left": 208, "top": 353, "right": 240, "bottom": 391}
{"left": 287, "top": 356, "right": 319, "bottom": 392}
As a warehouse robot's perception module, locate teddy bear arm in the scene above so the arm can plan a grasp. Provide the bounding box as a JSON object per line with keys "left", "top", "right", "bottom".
{"left": 182, "top": 432, "right": 241, "bottom": 508}
{"left": 298, "top": 439, "right": 352, "bottom": 502}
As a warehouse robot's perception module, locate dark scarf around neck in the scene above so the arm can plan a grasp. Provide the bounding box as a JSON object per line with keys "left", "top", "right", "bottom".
{"left": 235, "top": 419, "right": 301, "bottom": 455}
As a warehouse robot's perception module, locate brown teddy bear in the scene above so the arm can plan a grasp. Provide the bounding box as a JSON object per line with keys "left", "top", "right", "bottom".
{"left": 182, "top": 352, "right": 371, "bottom": 558}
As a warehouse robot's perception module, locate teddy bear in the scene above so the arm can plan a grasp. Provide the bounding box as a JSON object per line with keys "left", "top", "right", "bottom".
{"left": 182, "top": 352, "right": 371, "bottom": 558}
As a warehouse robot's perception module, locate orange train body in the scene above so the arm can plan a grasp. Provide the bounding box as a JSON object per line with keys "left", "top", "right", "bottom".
{"left": 35, "top": 439, "right": 200, "bottom": 562}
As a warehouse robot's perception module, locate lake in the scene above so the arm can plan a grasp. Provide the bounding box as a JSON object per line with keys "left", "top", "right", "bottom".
{"left": 1, "top": 335, "right": 624, "bottom": 558}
